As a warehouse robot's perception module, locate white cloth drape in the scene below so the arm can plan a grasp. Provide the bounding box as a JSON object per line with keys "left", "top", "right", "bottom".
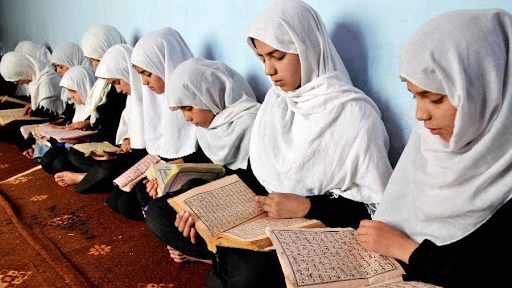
{"left": 247, "top": 0, "right": 391, "bottom": 206}
{"left": 167, "top": 58, "right": 260, "bottom": 169}
{"left": 131, "top": 27, "right": 197, "bottom": 159}
{"left": 374, "top": 9, "right": 512, "bottom": 245}
{"left": 96, "top": 44, "right": 145, "bottom": 148}
{"left": 59, "top": 65, "right": 95, "bottom": 122}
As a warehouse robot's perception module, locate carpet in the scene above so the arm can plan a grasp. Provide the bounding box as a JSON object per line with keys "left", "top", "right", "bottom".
{"left": 0, "top": 142, "right": 210, "bottom": 288}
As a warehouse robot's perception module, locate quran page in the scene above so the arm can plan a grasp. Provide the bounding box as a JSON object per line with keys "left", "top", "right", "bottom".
{"left": 72, "top": 142, "right": 120, "bottom": 157}
{"left": 113, "top": 154, "right": 162, "bottom": 192}
{"left": 39, "top": 127, "right": 97, "bottom": 141}
{"left": 373, "top": 281, "right": 441, "bottom": 288}
{"left": 0, "top": 108, "right": 47, "bottom": 125}
{"left": 162, "top": 163, "right": 225, "bottom": 196}
{"left": 267, "top": 227, "right": 405, "bottom": 288}
{"left": 1, "top": 96, "right": 30, "bottom": 105}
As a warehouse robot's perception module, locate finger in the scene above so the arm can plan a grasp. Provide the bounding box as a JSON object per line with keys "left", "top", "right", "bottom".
{"left": 178, "top": 212, "right": 190, "bottom": 233}
{"left": 182, "top": 216, "right": 195, "bottom": 238}
{"left": 255, "top": 196, "right": 266, "bottom": 204}
{"left": 174, "top": 211, "right": 183, "bottom": 227}
{"left": 190, "top": 228, "right": 197, "bottom": 244}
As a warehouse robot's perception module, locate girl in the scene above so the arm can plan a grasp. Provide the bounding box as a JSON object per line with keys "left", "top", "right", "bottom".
{"left": 198, "top": 0, "right": 392, "bottom": 287}
{"left": 107, "top": 27, "right": 199, "bottom": 220}
{"left": 0, "top": 51, "right": 64, "bottom": 147}
{"left": 54, "top": 44, "right": 147, "bottom": 193}
{"left": 356, "top": 9, "right": 512, "bottom": 288}
{"left": 14, "top": 40, "right": 52, "bottom": 98}
{"left": 145, "top": 58, "right": 263, "bottom": 263}
{"left": 41, "top": 65, "right": 94, "bottom": 174}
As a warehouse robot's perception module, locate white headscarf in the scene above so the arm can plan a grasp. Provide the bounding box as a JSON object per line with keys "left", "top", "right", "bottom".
{"left": 51, "top": 42, "right": 91, "bottom": 103}
{"left": 168, "top": 58, "right": 260, "bottom": 169}
{"left": 14, "top": 41, "right": 51, "bottom": 64}
{"left": 59, "top": 65, "right": 95, "bottom": 122}
{"left": 374, "top": 9, "right": 512, "bottom": 245}
{"left": 96, "top": 44, "right": 145, "bottom": 149}
{"left": 247, "top": 0, "right": 391, "bottom": 205}
{"left": 0, "top": 51, "right": 63, "bottom": 114}
{"left": 14, "top": 41, "right": 52, "bottom": 97}
{"left": 131, "top": 27, "right": 197, "bottom": 159}
{"left": 81, "top": 25, "right": 127, "bottom": 124}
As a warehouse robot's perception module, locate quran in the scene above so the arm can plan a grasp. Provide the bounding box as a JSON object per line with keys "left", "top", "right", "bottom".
{"left": 167, "top": 175, "right": 324, "bottom": 252}
{"left": 0, "top": 108, "right": 47, "bottom": 125}
{"left": 113, "top": 154, "right": 163, "bottom": 192}
{"left": 19, "top": 123, "right": 96, "bottom": 141}
{"left": 72, "top": 142, "right": 120, "bottom": 157}
{"left": 1, "top": 95, "right": 30, "bottom": 106}
{"left": 145, "top": 163, "right": 226, "bottom": 197}
{"left": 267, "top": 227, "right": 441, "bottom": 288}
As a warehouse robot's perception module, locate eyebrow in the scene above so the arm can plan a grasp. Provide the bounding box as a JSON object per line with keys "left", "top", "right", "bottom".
{"left": 407, "top": 88, "right": 429, "bottom": 96}
{"left": 257, "top": 49, "right": 280, "bottom": 57}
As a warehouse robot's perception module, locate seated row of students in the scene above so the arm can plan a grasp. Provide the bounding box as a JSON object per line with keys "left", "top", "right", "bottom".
{"left": 0, "top": 0, "right": 509, "bottom": 287}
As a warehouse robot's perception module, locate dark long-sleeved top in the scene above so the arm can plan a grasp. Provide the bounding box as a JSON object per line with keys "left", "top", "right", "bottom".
{"left": 90, "top": 85, "right": 127, "bottom": 145}
{"left": 403, "top": 199, "right": 511, "bottom": 287}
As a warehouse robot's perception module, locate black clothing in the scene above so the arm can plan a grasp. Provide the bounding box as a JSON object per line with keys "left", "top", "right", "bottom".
{"left": 403, "top": 199, "right": 511, "bottom": 288}
{"left": 89, "top": 85, "right": 127, "bottom": 145}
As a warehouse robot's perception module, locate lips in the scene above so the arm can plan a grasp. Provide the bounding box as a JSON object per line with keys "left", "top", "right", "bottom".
{"left": 273, "top": 80, "right": 282, "bottom": 86}
{"left": 428, "top": 128, "right": 442, "bottom": 135}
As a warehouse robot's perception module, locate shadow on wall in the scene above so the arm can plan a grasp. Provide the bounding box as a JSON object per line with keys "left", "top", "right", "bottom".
{"left": 130, "top": 30, "right": 141, "bottom": 47}
{"left": 330, "top": 22, "right": 404, "bottom": 167}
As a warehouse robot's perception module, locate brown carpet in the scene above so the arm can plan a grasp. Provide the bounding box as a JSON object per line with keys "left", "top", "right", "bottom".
{"left": 0, "top": 142, "right": 210, "bottom": 288}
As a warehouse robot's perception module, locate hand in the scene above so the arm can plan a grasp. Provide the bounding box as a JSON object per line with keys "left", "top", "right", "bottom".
{"left": 167, "top": 158, "right": 184, "bottom": 164}
{"left": 255, "top": 193, "right": 311, "bottom": 218}
{"left": 120, "top": 138, "right": 132, "bottom": 153}
{"left": 355, "top": 220, "right": 419, "bottom": 263}
{"left": 23, "top": 104, "right": 32, "bottom": 116}
{"left": 22, "top": 148, "right": 34, "bottom": 159}
{"left": 175, "top": 211, "right": 197, "bottom": 244}
{"left": 91, "top": 152, "right": 118, "bottom": 161}
{"left": 143, "top": 178, "right": 159, "bottom": 199}
{"left": 45, "top": 123, "right": 65, "bottom": 129}
{"left": 65, "top": 120, "right": 89, "bottom": 130}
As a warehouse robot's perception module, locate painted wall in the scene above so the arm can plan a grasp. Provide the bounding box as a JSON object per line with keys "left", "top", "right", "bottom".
{"left": 1, "top": 0, "right": 510, "bottom": 165}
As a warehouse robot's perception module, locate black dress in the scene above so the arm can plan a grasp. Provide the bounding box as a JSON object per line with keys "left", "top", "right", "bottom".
{"left": 402, "top": 199, "right": 511, "bottom": 288}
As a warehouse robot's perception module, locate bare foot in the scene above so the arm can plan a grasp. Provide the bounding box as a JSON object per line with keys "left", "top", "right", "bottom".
{"left": 54, "top": 171, "right": 86, "bottom": 187}
{"left": 166, "top": 246, "right": 212, "bottom": 264}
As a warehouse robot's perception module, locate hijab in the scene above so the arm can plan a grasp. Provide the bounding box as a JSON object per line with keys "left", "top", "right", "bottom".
{"left": 131, "top": 27, "right": 197, "bottom": 159}
{"left": 375, "top": 9, "right": 512, "bottom": 245}
{"left": 59, "top": 65, "right": 95, "bottom": 122}
{"left": 96, "top": 44, "right": 145, "bottom": 148}
{"left": 168, "top": 58, "right": 260, "bottom": 169}
{"left": 247, "top": 0, "right": 391, "bottom": 206}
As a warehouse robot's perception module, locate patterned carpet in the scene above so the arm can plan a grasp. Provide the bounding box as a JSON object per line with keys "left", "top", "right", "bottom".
{"left": 0, "top": 142, "right": 210, "bottom": 288}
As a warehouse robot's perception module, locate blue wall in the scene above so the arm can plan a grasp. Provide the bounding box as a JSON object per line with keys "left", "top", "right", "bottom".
{"left": 1, "top": 0, "right": 510, "bottom": 165}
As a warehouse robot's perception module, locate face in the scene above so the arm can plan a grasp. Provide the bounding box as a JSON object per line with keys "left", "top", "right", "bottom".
{"left": 253, "top": 38, "right": 301, "bottom": 92}
{"left": 107, "top": 78, "right": 131, "bottom": 95}
{"left": 407, "top": 80, "right": 457, "bottom": 142}
{"left": 132, "top": 64, "right": 165, "bottom": 94}
{"left": 67, "top": 89, "right": 84, "bottom": 105}
{"left": 53, "top": 63, "right": 69, "bottom": 76}
{"left": 179, "top": 106, "right": 215, "bottom": 128}
{"left": 87, "top": 57, "right": 100, "bottom": 71}
{"left": 14, "top": 79, "right": 31, "bottom": 85}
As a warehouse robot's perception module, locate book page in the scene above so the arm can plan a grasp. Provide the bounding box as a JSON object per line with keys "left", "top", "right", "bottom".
{"left": 171, "top": 175, "right": 264, "bottom": 236}
{"left": 72, "top": 142, "right": 119, "bottom": 157}
{"left": 373, "top": 281, "right": 441, "bottom": 288}
{"left": 267, "top": 227, "right": 405, "bottom": 288}
{"left": 163, "top": 164, "right": 225, "bottom": 195}
{"left": 113, "top": 154, "right": 162, "bottom": 191}
{"left": 39, "top": 127, "right": 97, "bottom": 141}
{"left": 1, "top": 95, "right": 30, "bottom": 105}
{"left": 0, "top": 108, "right": 46, "bottom": 125}
{"left": 225, "top": 216, "right": 320, "bottom": 241}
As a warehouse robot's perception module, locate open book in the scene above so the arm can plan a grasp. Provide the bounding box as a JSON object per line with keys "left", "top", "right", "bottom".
{"left": 113, "top": 154, "right": 163, "bottom": 192}
{"left": 168, "top": 175, "right": 324, "bottom": 252}
{"left": 146, "top": 163, "right": 226, "bottom": 197}
{"left": 1, "top": 95, "right": 30, "bottom": 106}
{"left": 20, "top": 123, "right": 97, "bottom": 141}
{"left": 72, "top": 142, "right": 120, "bottom": 157}
{"left": 0, "top": 108, "right": 47, "bottom": 125}
{"left": 267, "top": 227, "right": 441, "bottom": 288}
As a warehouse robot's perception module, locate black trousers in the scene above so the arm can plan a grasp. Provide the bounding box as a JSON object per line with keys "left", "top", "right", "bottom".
{"left": 68, "top": 148, "right": 147, "bottom": 194}
{"left": 106, "top": 181, "right": 148, "bottom": 221}
{"left": 40, "top": 146, "right": 80, "bottom": 174}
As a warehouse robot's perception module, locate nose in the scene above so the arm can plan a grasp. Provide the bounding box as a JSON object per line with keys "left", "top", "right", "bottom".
{"left": 415, "top": 98, "right": 431, "bottom": 121}
{"left": 264, "top": 60, "right": 277, "bottom": 76}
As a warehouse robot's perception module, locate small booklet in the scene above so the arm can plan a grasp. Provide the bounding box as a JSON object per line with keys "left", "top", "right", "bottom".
{"left": 113, "top": 154, "right": 163, "bottom": 192}
{"left": 20, "top": 123, "right": 96, "bottom": 141}
{"left": 72, "top": 142, "right": 120, "bottom": 157}
{"left": 0, "top": 108, "right": 47, "bottom": 125}
{"left": 168, "top": 175, "right": 324, "bottom": 252}
{"left": 1, "top": 95, "right": 30, "bottom": 105}
{"left": 267, "top": 227, "right": 441, "bottom": 288}
{"left": 146, "top": 163, "right": 226, "bottom": 197}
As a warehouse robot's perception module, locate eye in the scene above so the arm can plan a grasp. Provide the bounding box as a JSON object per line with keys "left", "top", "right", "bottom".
{"left": 431, "top": 96, "right": 444, "bottom": 104}
{"left": 257, "top": 55, "right": 265, "bottom": 64}
{"left": 273, "top": 53, "right": 285, "bottom": 60}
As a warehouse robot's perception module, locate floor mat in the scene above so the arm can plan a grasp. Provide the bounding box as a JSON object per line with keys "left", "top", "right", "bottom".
{"left": 0, "top": 144, "right": 210, "bottom": 288}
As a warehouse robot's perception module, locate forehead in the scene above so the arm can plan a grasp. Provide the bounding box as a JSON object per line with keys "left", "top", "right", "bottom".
{"left": 253, "top": 39, "right": 278, "bottom": 54}
{"left": 132, "top": 64, "right": 147, "bottom": 74}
